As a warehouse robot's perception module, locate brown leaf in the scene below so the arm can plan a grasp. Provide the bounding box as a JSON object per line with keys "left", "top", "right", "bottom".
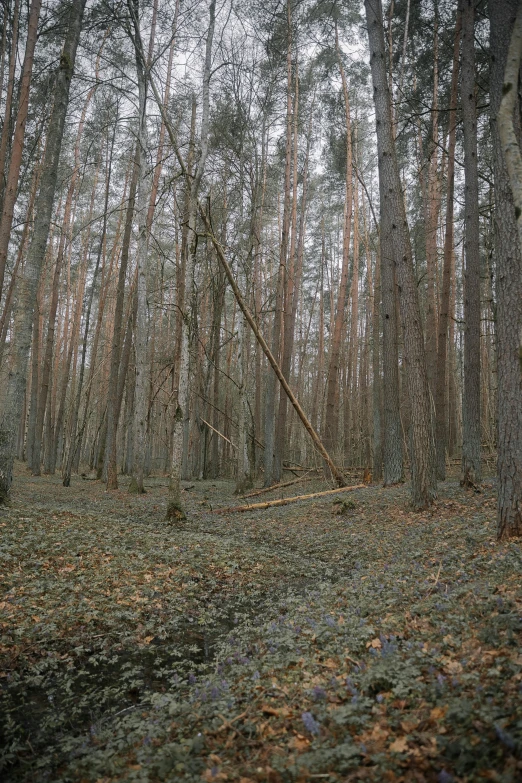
{"left": 389, "top": 736, "right": 409, "bottom": 753}
{"left": 289, "top": 735, "right": 309, "bottom": 752}
{"left": 371, "top": 724, "right": 389, "bottom": 741}
{"left": 261, "top": 704, "right": 280, "bottom": 716}
{"left": 430, "top": 706, "right": 447, "bottom": 721}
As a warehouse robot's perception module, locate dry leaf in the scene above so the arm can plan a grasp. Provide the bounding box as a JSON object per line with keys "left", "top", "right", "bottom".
{"left": 371, "top": 724, "right": 389, "bottom": 741}
{"left": 261, "top": 705, "right": 280, "bottom": 716}
{"left": 430, "top": 706, "right": 447, "bottom": 721}
{"left": 368, "top": 637, "right": 382, "bottom": 649}
{"left": 389, "top": 736, "right": 409, "bottom": 753}
{"left": 289, "top": 735, "right": 309, "bottom": 751}
{"left": 323, "top": 657, "right": 338, "bottom": 669}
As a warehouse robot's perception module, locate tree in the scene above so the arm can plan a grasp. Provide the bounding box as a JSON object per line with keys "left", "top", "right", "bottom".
{"left": 365, "top": 0, "right": 436, "bottom": 509}
{"left": 491, "top": 0, "right": 522, "bottom": 540}
{"left": 460, "top": 0, "right": 481, "bottom": 487}
{"left": 0, "top": 0, "right": 87, "bottom": 502}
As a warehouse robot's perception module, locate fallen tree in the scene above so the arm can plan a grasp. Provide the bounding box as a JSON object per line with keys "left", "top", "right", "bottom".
{"left": 217, "top": 483, "right": 366, "bottom": 514}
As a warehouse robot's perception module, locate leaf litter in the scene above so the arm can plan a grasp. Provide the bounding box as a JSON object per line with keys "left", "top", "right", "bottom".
{"left": 0, "top": 464, "right": 521, "bottom": 782}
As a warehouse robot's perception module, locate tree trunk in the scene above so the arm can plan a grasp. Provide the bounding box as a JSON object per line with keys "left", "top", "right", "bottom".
{"left": 106, "top": 148, "right": 140, "bottom": 489}
{"left": 167, "top": 0, "right": 215, "bottom": 519}
{"left": 129, "top": 1, "right": 150, "bottom": 495}
{"left": 0, "top": 0, "right": 20, "bottom": 214}
{"left": 324, "top": 24, "right": 353, "bottom": 460}
{"left": 265, "top": 0, "right": 292, "bottom": 486}
{"left": 490, "top": 0, "right": 522, "bottom": 539}
{"left": 435, "top": 10, "right": 460, "bottom": 480}
{"left": 460, "top": 0, "right": 481, "bottom": 486}
{"left": 365, "top": 0, "right": 436, "bottom": 508}
{"left": 0, "top": 0, "right": 86, "bottom": 502}
{"left": 0, "top": 0, "right": 40, "bottom": 301}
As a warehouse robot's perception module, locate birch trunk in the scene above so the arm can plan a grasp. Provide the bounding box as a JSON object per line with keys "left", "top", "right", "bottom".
{"left": 167, "top": 0, "right": 215, "bottom": 519}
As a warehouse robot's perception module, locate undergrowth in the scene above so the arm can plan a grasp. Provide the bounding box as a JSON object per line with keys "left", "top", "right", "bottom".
{"left": 0, "top": 465, "right": 521, "bottom": 782}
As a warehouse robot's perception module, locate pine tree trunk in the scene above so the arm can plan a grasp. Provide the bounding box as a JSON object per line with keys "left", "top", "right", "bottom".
{"left": 365, "top": 0, "right": 436, "bottom": 508}
{"left": 264, "top": 0, "right": 292, "bottom": 486}
{"left": 460, "top": 0, "right": 481, "bottom": 486}
{"left": 0, "top": 0, "right": 40, "bottom": 300}
{"left": 490, "top": 0, "right": 522, "bottom": 539}
{"left": 0, "top": 0, "right": 20, "bottom": 215}
{"left": 0, "top": 0, "right": 86, "bottom": 502}
{"left": 435, "top": 11, "right": 460, "bottom": 480}
{"left": 324, "top": 25, "right": 353, "bottom": 460}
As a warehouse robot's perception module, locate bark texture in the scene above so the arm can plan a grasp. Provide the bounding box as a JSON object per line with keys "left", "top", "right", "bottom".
{"left": 365, "top": 0, "right": 436, "bottom": 508}
{"left": 490, "top": 0, "right": 522, "bottom": 540}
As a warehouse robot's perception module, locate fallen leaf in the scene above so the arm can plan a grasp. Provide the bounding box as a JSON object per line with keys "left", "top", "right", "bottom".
{"left": 389, "top": 736, "right": 409, "bottom": 753}
{"left": 430, "top": 706, "right": 447, "bottom": 721}
{"left": 289, "top": 735, "right": 309, "bottom": 751}
{"left": 261, "top": 704, "right": 280, "bottom": 716}
{"left": 371, "top": 724, "right": 389, "bottom": 741}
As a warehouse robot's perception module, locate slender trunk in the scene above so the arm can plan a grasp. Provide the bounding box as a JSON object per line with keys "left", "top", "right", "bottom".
{"left": 424, "top": 4, "right": 440, "bottom": 398}
{"left": 311, "top": 220, "right": 325, "bottom": 436}
{"left": 274, "top": 64, "right": 299, "bottom": 482}
{"left": 106, "top": 148, "right": 139, "bottom": 489}
{"left": 324, "top": 24, "right": 353, "bottom": 459}
{"left": 265, "top": 0, "right": 292, "bottom": 486}
{"left": 460, "top": 0, "right": 481, "bottom": 486}
{"left": 435, "top": 11, "right": 460, "bottom": 480}
{"left": 129, "top": 1, "right": 150, "bottom": 494}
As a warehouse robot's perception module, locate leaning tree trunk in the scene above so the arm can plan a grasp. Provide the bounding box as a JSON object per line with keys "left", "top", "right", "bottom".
{"left": 460, "top": 0, "right": 481, "bottom": 487}
{"left": 0, "top": 0, "right": 86, "bottom": 503}
{"left": 365, "top": 0, "right": 436, "bottom": 509}
{"left": 491, "top": 0, "right": 522, "bottom": 540}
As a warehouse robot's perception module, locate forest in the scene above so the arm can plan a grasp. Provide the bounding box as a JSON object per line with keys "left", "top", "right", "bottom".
{"left": 0, "top": 0, "right": 521, "bottom": 780}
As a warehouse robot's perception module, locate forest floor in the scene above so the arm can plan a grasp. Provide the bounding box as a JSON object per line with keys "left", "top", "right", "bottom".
{"left": 0, "top": 463, "right": 521, "bottom": 783}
